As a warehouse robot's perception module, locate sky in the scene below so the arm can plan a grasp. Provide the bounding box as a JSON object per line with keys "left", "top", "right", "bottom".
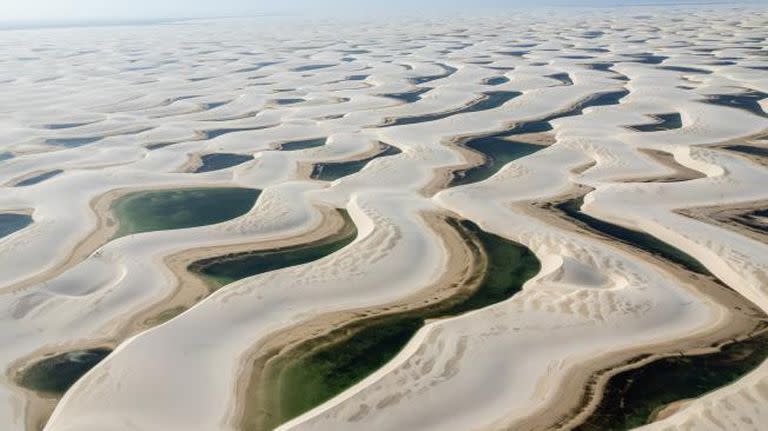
{"left": 0, "top": 0, "right": 761, "bottom": 24}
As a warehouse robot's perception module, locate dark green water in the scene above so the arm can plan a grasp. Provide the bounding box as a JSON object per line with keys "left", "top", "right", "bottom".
{"left": 658, "top": 66, "right": 712, "bottom": 75}
{"left": 16, "top": 170, "right": 63, "bottom": 187}
{"left": 554, "top": 194, "right": 768, "bottom": 429}
{"left": 450, "top": 138, "right": 543, "bottom": 186}
{"left": 18, "top": 349, "right": 111, "bottom": 394}
{"left": 497, "top": 50, "right": 528, "bottom": 57}
{"left": 555, "top": 195, "right": 709, "bottom": 275}
{"left": 145, "top": 142, "right": 177, "bottom": 150}
{"left": 46, "top": 137, "right": 101, "bottom": 148}
{"left": 381, "top": 87, "right": 432, "bottom": 103}
{"left": 446, "top": 89, "right": 629, "bottom": 188}
{"left": 584, "top": 63, "right": 629, "bottom": 81}
{"left": 504, "top": 88, "right": 629, "bottom": 136}
{"left": 383, "top": 91, "right": 521, "bottom": 127}
{"left": 464, "top": 91, "right": 522, "bottom": 113}
{"left": 576, "top": 330, "right": 768, "bottom": 431}
{"left": 582, "top": 30, "right": 604, "bottom": 39}
{"left": 274, "top": 98, "right": 305, "bottom": 106}
{"left": 194, "top": 153, "right": 253, "bottom": 173}
{"left": 189, "top": 211, "right": 357, "bottom": 288}
{"left": 560, "top": 90, "right": 630, "bottom": 118}
{"left": 0, "top": 213, "right": 32, "bottom": 239}
{"left": 622, "top": 53, "right": 668, "bottom": 64}
{"left": 202, "top": 127, "right": 265, "bottom": 140}
{"left": 704, "top": 91, "right": 768, "bottom": 118}
{"left": 270, "top": 220, "right": 540, "bottom": 427}
{"left": 43, "top": 122, "right": 92, "bottom": 130}
{"left": 311, "top": 144, "right": 401, "bottom": 181}
{"left": 628, "top": 113, "right": 683, "bottom": 132}
{"left": 547, "top": 72, "right": 573, "bottom": 86}
{"left": 586, "top": 62, "right": 614, "bottom": 72}
{"left": 293, "top": 64, "right": 336, "bottom": 72}
{"left": 731, "top": 208, "right": 768, "bottom": 234}
{"left": 279, "top": 138, "right": 327, "bottom": 151}
{"left": 203, "top": 101, "right": 230, "bottom": 110}
{"left": 725, "top": 145, "right": 768, "bottom": 159}
{"left": 484, "top": 76, "right": 509, "bottom": 86}
{"left": 561, "top": 55, "right": 594, "bottom": 60}
{"left": 409, "top": 63, "right": 458, "bottom": 84}
{"left": 112, "top": 187, "right": 260, "bottom": 237}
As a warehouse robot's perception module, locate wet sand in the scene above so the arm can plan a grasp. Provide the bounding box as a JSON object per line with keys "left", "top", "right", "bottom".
{"left": 422, "top": 132, "right": 556, "bottom": 196}
{"left": 126, "top": 206, "right": 354, "bottom": 335}
{"left": 8, "top": 198, "right": 354, "bottom": 430}
{"left": 677, "top": 199, "right": 768, "bottom": 244}
{"left": 500, "top": 188, "right": 766, "bottom": 430}
{"left": 235, "top": 212, "right": 487, "bottom": 430}
{"left": 626, "top": 149, "right": 707, "bottom": 183}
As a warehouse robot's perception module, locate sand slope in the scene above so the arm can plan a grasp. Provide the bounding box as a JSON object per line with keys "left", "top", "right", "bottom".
{"left": 0, "top": 6, "right": 766, "bottom": 431}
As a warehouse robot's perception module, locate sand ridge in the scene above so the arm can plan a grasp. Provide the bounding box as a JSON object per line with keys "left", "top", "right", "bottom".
{"left": 0, "top": 6, "right": 766, "bottom": 431}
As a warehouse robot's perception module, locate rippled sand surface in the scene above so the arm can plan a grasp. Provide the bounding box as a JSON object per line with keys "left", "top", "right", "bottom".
{"left": 0, "top": 5, "right": 767, "bottom": 431}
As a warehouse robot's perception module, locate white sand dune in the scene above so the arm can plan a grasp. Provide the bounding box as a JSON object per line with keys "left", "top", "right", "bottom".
{"left": 0, "top": 5, "right": 766, "bottom": 431}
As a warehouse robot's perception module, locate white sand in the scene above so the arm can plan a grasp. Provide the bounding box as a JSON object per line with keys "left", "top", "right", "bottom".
{"left": 0, "top": 5, "right": 765, "bottom": 431}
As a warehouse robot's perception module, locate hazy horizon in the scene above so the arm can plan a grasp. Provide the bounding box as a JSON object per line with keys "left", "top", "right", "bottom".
{"left": 1, "top": 0, "right": 763, "bottom": 27}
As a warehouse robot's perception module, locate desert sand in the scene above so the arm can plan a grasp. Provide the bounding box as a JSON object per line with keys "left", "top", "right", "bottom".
{"left": 0, "top": 5, "right": 766, "bottom": 431}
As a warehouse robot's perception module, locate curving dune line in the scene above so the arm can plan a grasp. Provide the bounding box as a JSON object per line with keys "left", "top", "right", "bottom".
{"left": 0, "top": 6, "right": 766, "bottom": 431}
